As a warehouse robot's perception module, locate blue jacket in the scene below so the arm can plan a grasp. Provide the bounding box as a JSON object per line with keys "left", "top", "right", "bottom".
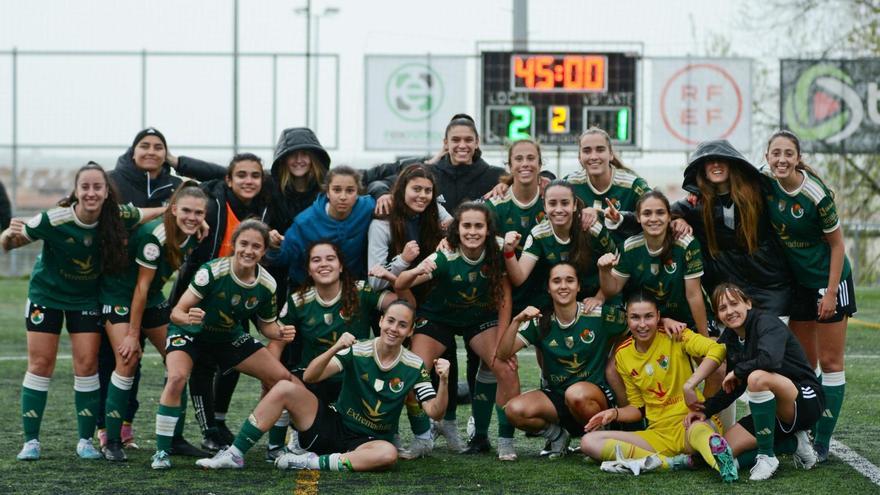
{"left": 275, "top": 193, "right": 375, "bottom": 285}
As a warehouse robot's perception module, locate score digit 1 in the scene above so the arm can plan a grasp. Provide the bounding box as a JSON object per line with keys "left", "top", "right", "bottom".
{"left": 508, "top": 106, "right": 533, "bottom": 140}
{"left": 548, "top": 105, "right": 570, "bottom": 134}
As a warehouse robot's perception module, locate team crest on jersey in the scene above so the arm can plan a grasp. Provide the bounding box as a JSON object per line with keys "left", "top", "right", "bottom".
{"left": 579, "top": 328, "right": 595, "bottom": 344}
{"left": 657, "top": 354, "right": 669, "bottom": 370}
{"left": 606, "top": 198, "right": 622, "bottom": 210}
{"left": 650, "top": 264, "right": 659, "bottom": 275}
{"left": 564, "top": 336, "right": 574, "bottom": 349}
{"left": 30, "top": 309, "right": 44, "bottom": 325}
{"left": 520, "top": 216, "right": 531, "bottom": 228}
{"left": 663, "top": 260, "right": 677, "bottom": 274}
{"left": 536, "top": 211, "right": 546, "bottom": 223}
{"left": 142, "top": 243, "right": 160, "bottom": 262}
{"left": 194, "top": 268, "right": 210, "bottom": 286}
{"left": 324, "top": 313, "right": 333, "bottom": 325}
{"left": 791, "top": 203, "right": 804, "bottom": 219}
{"left": 777, "top": 199, "right": 786, "bottom": 212}
{"left": 373, "top": 378, "right": 385, "bottom": 392}
{"left": 231, "top": 294, "right": 241, "bottom": 306}
{"left": 245, "top": 296, "right": 259, "bottom": 309}
{"left": 389, "top": 377, "right": 404, "bottom": 393}
{"left": 468, "top": 272, "right": 477, "bottom": 283}
{"left": 113, "top": 305, "right": 129, "bottom": 316}
{"left": 645, "top": 363, "right": 654, "bottom": 376}
{"left": 83, "top": 235, "right": 93, "bottom": 247}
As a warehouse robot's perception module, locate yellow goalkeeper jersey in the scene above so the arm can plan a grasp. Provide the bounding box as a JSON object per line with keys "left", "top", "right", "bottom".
{"left": 615, "top": 329, "right": 725, "bottom": 429}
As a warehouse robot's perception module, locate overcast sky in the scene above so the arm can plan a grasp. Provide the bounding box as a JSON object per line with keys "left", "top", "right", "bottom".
{"left": 0, "top": 0, "right": 832, "bottom": 186}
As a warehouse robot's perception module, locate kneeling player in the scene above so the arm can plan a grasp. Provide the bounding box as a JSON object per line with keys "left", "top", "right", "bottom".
{"left": 580, "top": 291, "right": 738, "bottom": 482}
{"left": 689, "top": 284, "right": 822, "bottom": 481}
{"left": 196, "top": 300, "right": 449, "bottom": 471}
{"left": 496, "top": 263, "right": 628, "bottom": 459}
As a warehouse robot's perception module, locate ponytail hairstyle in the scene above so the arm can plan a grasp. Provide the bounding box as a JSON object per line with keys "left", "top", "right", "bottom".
{"left": 59, "top": 161, "right": 129, "bottom": 275}
{"left": 444, "top": 114, "right": 483, "bottom": 161}
{"left": 297, "top": 241, "right": 360, "bottom": 321}
{"left": 447, "top": 202, "right": 504, "bottom": 307}
{"left": 635, "top": 191, "right": 675, "bottom": 264}
{"left": 766, "top": 129, "right": 835, "bottom": 199}
{"left": 230, "top": 219, "right": 271, "bottom": 252}
{"left": 164, "top": 183, "right": 208, "bottom": 270}
{"left": 226, "top": 152, "right": 267, "bottom": 203}
{"left": 538, "top": 262, "right": 579, "bottom": 341}
{"left": 626, "top": 289, "right": 661, "bottom": 315}
{"left": 710, "top": 282, "right": 753, "bottom": 314}
{"left": 500, "top": 138, "right": 544, "bottom": 186}
{"left": 322, "top": 165, "right": 365, "bottom": 195}
{"left": 389, "top": 164, "right": 443, "bottom": 264}
{"left": 578, "top": 126, "right": 635, "bottom": 173}
{"left": 694, "top": 160, "right": 763, "bottom": 257}
{"left": 543, "top": 180, "right": 593, "bottom": 274}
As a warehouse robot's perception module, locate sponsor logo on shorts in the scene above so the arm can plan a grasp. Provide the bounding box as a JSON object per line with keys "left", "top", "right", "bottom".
{"left": 113, "top": 305, "right": 129, "bottom": 316}
{"left": 232, "top": 333, "right": 252, "bottom": 347}
{"left": 30, "top": 309, "right": 44, "bottom": 325}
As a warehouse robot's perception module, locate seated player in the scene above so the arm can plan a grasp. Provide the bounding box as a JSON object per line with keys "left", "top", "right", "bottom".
{"left": 496, "top": 263, "right": 628, "bottom": 459}
{"left": 580, "top": 290, "right": 738, "bottom": 482}
{"left": 195, "top": 300, "right": 449, "bottom": 471}
{"left": 688, "top": 283, "right": 821, "bottom": 481}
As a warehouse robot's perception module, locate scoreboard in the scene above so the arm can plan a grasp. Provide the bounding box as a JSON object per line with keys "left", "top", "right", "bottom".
{"left": 481, "top": 51, "right": 639, "bottom": 148}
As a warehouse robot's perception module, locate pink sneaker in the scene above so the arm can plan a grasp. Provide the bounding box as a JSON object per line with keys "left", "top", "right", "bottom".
{"left": 121, "top": 423, "right": 139, "bottom": 450}
{"left": 97, "top": 429, "right": 107, "bottom": 448}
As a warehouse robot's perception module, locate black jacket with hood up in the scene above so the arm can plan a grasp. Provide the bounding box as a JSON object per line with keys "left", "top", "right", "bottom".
{"left": 703, "top": 309, "right": 824, "bottom": 418}
{"left": 671, "top": 140, "right": 793, "bottom": 316}
{"left": 268, "top": 128, "right": 332, "bottom": 233}
{"left": 108, "top": 148, "right": 225, "bottom": 207}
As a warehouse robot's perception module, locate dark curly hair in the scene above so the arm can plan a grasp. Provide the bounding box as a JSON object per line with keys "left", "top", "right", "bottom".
{"left": 58, "top": 162, "right": 129, "bottom": 275}
{"left": 297, "top": 241, "right": 360, "bottom": 322}
{"left": 446, "top": 202, "right": 504, "bottom": 308}
{"left": 389, "top": 164, "right": 443, "bottom": 265}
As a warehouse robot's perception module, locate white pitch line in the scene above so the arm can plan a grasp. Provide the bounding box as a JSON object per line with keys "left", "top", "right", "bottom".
{"left": 831, "top": 439, "right": 880, "bottom": 487}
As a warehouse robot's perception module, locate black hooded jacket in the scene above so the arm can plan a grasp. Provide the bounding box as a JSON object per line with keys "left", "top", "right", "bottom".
{"left": 172, "top": 178, "right": 270, "bottom": 302}
{"left": 367, "top": 154, "right": 507, "bottom": 213}
{"left": 671, "top": 140, "right": 793, "bottom": 316}
{"left": 0, "top": 180, "right": 10, "bottom": 230}
{"left": 703, "top": 309, "right": 824, "bottom": 418}
{"left": 268, "top": 127, "right": 331, "bottom": 233}
{"left": 108, "top": 149, "right": 225, "bottom": 207}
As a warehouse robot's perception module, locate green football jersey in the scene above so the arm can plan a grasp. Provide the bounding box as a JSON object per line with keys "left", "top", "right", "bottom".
{"left": 522, "top": 219, "right": 617, "bottom": 306}
{"left": 23, "top": 203, "right": 141, "bottom": 310}
{"left": 766, "top": 172, "right": 852, "bottom": 289}
{"left": 612, "top": 233, "right": 705, "bottom": 326}
{"left": 565, "top": 168, "right": 651, "bottom": 212}
{"left": 418, "top": 248, "right": 499, "bottom": 326}
{"left": 330, "top": 338, "right": 436, "bottom": 440}
{"left": 100, "top": 217, "right": 198, "bottom": 308}
{"left": 488, "top": 189, "right": 546, "bottom": 311}
{"left": 517, "top": 303, "right": 628, "bottom": 394}
{"left": 169, "top": 257, "right": 277, "bottom": 343}
{"left": 281, "top": 281, "right": 387, "bottom": 374}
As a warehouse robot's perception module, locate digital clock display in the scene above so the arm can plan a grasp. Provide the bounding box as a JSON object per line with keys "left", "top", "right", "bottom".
{"left": 511, "top": 54, "right": 608, "bottom": 92}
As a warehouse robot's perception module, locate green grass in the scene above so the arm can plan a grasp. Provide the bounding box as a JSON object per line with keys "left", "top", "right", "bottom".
{"left": 0, "top": 279, "right": 878, "bottom": 494}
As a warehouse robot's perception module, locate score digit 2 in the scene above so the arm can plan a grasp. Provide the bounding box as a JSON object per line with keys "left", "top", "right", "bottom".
{"left": 548, "top": 105, "right": 570, "bottom": 134}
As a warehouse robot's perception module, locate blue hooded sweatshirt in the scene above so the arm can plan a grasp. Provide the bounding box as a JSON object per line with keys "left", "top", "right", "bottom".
{"left": 274, "top": 193, "right": 375, "bottom": 285}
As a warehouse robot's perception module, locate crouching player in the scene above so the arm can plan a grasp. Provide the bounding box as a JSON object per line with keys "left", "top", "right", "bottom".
{"left": 496, "top": 263, "right": 628, "bottom": 459}
{"left": 196, "top": 300, "right": 449, "bottom": 471}
{"left": 580, "top": 291, "right": 738, "bottom": 482}
{"left": 688, "top": 283, "right": 822, "bottom": 481}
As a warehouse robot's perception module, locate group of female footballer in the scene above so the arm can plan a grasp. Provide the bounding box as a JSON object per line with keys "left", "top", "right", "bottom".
{"left": 0, "top": 114, "right": 853, "bottom": 483}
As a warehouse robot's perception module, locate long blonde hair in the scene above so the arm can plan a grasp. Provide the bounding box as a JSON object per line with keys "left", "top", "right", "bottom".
{"left": 278, "top": 150, "right": 325, "bottom": 192}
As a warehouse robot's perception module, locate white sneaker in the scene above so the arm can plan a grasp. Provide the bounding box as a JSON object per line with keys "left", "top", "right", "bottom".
{"left": 433, "top": 419, "right": 465, "bottom": 452}
{"left": 399, "top": 436, "right": 434, "bottom": 460}
{"left": 793, "top": 430, "right": 817, "bottom": 470}
{"left": 275, "top": 451, "right": 317, "bottom": 470}
{"left": 76, "top": 438, "right": 102, "bottom": 460}
{"left": 16, "top": 439, "right": 41, "bottom": 461}
{"left": 196, "top": 448, "right": 244, "bottom": 469}
{"left": 286, "top": 429, "right": 308, "bottom": 455}
{"left": 544, "top": 428, "right": 570, "bottom": 459}
{"left": 749, "top": 454, "right": 780, "bottom": 481}
{"left": 151, "top": 450, "right": 171, "bottom": 470}
{"left": 599, "top": 444, "right": 659, "bottom": 476}
{"left": 497, "top": 437, "right": 517, "bottom": 461}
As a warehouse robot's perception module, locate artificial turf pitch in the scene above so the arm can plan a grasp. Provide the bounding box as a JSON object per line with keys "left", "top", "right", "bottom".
{"left": 0, "top": 279, "right": 878, "bottom": 494}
